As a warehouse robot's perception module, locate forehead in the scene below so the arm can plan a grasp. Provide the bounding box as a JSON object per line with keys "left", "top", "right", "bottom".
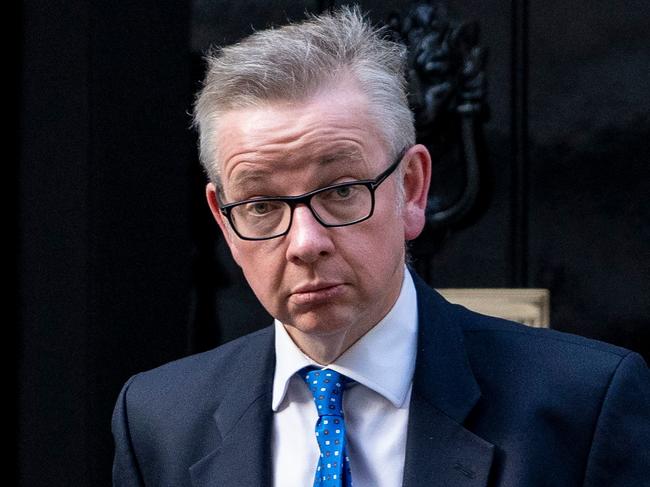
{"left": 216, "top": 87, "right": 388, "bottom": 194}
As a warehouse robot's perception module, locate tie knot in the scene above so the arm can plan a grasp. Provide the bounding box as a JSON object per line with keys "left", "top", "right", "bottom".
{"left": 300, "top": 368, "right": 346, "bottom": 417}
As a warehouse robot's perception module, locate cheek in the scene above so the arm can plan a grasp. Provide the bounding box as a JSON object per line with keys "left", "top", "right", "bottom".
{"left": 345, "top": 222, "right": 404, "bottom": 276}
{"left": 369, "top": 205, "right": 406, "bottom": 256}
{"left": 236, "top": 247, "right": 285, "bottom": 296}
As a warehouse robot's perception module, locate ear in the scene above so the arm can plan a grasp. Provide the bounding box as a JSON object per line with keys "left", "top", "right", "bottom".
{"left": 400, "top": 144, "right": 432, "bottom": 241}
{"left": 206, "top": 182, "right": 243, "bottom": 267}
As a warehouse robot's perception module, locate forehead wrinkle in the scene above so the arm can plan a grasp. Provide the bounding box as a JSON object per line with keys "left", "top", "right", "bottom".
{"left": 245, "top": 132, "right": 367, "bottom": 161}
{"left": 226, "top": 136, "right": 367, "bottom": 175}
{"left": 228, "top": 146, "right": 364, "bottom": 187}
{"left": 219, "top": 100, "right": 375, "bottom": 164}
{"left": 237, "top": 107, "right": 372, "bottom": 150}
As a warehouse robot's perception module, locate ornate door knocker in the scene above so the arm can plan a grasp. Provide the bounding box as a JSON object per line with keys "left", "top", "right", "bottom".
{"left": 387, "top": 2, "right": 489, "bottom": 238}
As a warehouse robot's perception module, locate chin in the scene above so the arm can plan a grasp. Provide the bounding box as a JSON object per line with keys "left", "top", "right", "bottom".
{"left": 285, "top": 312, "right": 353, "bottom": 337}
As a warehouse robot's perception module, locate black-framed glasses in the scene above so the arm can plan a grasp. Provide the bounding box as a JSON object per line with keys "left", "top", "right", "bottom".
{"left": 218, "top": 150, "right": 407, "bottom": 241}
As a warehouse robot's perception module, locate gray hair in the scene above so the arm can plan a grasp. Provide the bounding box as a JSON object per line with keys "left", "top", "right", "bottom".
{"left": 193, "top": 6, "right": 415, "bottom": 187}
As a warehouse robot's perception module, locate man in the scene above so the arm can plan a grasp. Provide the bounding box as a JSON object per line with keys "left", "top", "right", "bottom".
{"left": 112, "top": 7, "right": 650, "bottom": 487}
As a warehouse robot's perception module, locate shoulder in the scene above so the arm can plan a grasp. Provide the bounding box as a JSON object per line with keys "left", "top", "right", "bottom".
{"left": 459, "top": 306, "right": 630, "bottom": 364}
{"left": 118, "top": 325, "right": 274, "bottom": 415}
{"left": 412, "top": 272, "right": 645, "bottom": 395}
{"left": 446, "top": 300, "right": 647, "bottom": 404}
{"left": 411, "top": 270, "right": 636, "bottom": 376}
{"left": 111, "top": 326, "right": 274, "bottom": 483}
{"left": 416, "top": 274, "right": 650, "bottom": 482}
{"left": 448, "top": 303, "right": 650, "bottom": 483}
{"left": 457, "top": 305, "right": 634, "bottom": 373}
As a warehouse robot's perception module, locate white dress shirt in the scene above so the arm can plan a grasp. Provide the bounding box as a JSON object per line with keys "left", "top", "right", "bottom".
{"left": 271, "top": 269, "right": 419, "bottom": 487}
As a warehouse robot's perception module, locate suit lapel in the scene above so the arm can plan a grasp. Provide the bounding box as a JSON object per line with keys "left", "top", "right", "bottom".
{"left": 190, "top": 328, "right": 276, "bottom": 487}
{"left": 402, "top": 274, "right": 494, "bottom": 486}
{"left": 402, "top": 391, "right": 494, "bottom": 487}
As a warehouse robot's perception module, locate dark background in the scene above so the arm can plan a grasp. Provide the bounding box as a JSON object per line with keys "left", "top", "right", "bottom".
{"left": 16, "top": 0, "right": 649, "bottom": 485}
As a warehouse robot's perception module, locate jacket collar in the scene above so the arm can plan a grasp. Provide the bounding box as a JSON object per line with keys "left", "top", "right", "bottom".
{"left": 411, "top": 272, "right": 482, "bottom": 423}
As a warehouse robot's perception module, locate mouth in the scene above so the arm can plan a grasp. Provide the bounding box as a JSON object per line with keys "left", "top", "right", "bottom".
{"left": 289, "top": 283, "right": 346, "bottom": 306}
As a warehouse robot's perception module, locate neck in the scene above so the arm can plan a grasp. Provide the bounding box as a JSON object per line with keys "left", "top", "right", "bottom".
{"left": 284, "top": 321, "right": 375, "bottom": 365}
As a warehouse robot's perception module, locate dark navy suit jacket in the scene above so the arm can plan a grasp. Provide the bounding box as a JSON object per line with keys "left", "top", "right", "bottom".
{"left": 112, "top": 275, "right": 650, "bottom": 486}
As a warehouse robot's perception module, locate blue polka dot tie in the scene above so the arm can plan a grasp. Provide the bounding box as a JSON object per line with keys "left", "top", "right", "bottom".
{"left": 300, "top": 367, "right": 353, "bottom": 487}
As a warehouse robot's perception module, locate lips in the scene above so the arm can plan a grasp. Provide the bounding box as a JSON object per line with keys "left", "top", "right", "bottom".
{"left": 289, "top": 282, "right": 346, "bottom": 306}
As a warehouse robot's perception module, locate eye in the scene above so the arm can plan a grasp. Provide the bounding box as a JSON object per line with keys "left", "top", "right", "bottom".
{"left": 253, "top": 202, "right": 270, "bottom": 214}
{"left": 334, "top": 186, "right": 352, "bottom": 198}
{"left": 244, "top": 201, "right": 282, "bottom": 216}
{"left": 316, "top": 183, "right": 366, "bottom": 206}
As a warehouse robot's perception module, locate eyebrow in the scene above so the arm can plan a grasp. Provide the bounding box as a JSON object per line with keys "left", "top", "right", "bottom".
{"left": 226, "top": 170, "right": 271, "bottom": 199}
{"left": 316, "top": 147, "right": 365, "bottom": 166}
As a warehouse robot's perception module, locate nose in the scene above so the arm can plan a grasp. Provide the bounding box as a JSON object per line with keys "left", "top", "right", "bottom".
{"left": 285, "top": 205, "right": 335, "bottom": 264}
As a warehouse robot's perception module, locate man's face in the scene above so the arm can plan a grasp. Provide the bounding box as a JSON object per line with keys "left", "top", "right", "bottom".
{"left": 206, "top": 84, "right": 429, "bottom": 343}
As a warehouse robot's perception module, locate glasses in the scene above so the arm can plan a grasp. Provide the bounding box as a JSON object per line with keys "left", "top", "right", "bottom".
{"left": 218, "top": 150, "right": 406, "bottom": 241}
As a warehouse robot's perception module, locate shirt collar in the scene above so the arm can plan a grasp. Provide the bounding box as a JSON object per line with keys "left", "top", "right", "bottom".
{"left": 272, "top": 268, "right": 418, "bottom": 410}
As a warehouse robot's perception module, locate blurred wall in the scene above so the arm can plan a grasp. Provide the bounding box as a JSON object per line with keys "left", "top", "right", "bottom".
{"left": 18, "top": 2, "right": 193, "bottom": 484}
